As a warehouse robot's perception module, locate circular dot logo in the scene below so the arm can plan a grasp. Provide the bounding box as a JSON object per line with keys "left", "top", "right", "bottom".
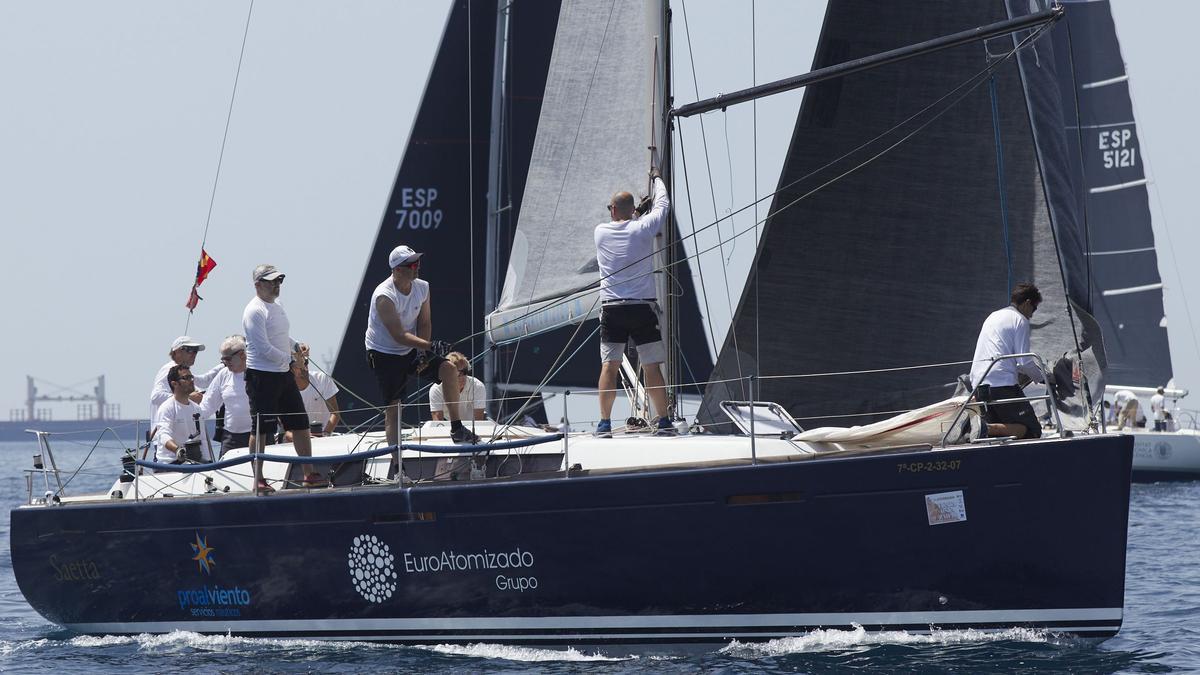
{"left": 347, "top": 534, "right": 398, "bottom": 603}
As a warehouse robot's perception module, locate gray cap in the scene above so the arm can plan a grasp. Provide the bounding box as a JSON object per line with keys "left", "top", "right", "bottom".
{"left": 252, "top": 264, "right": 285, "bottom": 282}
{"left": 170, "top": 336, "right": 205, "bottom": 354}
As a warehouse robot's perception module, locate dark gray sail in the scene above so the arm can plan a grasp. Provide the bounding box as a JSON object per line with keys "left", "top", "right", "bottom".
{"left": 1044, "top": 0, "right": 1172, "bottom": 388}
{"left": 333, "top": 0, "right": 559, "bottom": 424}
{"left": 697, "top": 0, "right": 1099, "bottom": 431}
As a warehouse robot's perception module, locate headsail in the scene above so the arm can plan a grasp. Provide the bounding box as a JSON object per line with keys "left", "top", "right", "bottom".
{"left": 696, "top": 0, "right": 1100, "bottom": 431}
{"left": 1043, "top": 0, "right": 1172, "bottom": 388}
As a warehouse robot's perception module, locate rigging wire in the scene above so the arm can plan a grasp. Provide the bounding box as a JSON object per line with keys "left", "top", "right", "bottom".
{"left": 752, "top": 0, "right": 759, "bottom": 383}
{"left": 468, "top": 0, "right": 476, "bottom": 369}
{"left": 185, "top": 0, "right": 256, "bottom": 335}
{"left": 470, "top": 20, "right": 1054, "bottom": 352}
{"left": 678, "top": 0, "right": 745, "bottom": 392}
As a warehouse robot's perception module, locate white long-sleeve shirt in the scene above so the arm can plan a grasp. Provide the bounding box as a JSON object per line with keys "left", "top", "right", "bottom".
{"left": 198, "top": 368, "right": 251, "bottom": 434}
{"left": 243, "top": 296, "right": 295, "bottom": 372}
{"left": 594, "top": 177, "right": 669, "bottom": 302}
{"left": 149, "top": 361, "right": 221, "bottom": 423}
{"left": 154, "top": 397, "right": 212, "bottom": 463}
{"left": 969, "top": 305, "right": 1043, "bottom": 388}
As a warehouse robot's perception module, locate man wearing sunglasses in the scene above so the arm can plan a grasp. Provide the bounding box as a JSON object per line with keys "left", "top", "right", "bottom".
{"left": 199, "top": 334, "right": 253, "bottom": 456}
{"left": 153, "top": 365, "right": 212, "bottom": 465}
{"left": 593, "top": 166, "right": 675, "bottom": 437}
{"left": 243, "top": 263, "right": 322, "bottom": 488}
{"left": 967, "top": 282, "right": 1046, "bottom": 440}
{"left": 366, "top": 244, "right": 479, "bottom": 463}
{"left": 149, "top": 335, "right": 221, "bottom": 423}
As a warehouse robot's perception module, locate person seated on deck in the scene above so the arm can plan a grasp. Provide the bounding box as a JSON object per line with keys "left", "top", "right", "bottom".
{"left": 199, "top": 335, "right": 253, "bottom": 456}
{"left": 429, "top": 352, "right": 487, "bottom": 422}
{"left": 968, "top": 283, "right": 1045, "bottom": 440}
{"left": 154, "top": 365, "right": 213, "bottom": 466}
{"left": 149, "top": 336, "right": 221, "bottom": 428}
{"left": 284, "top": 351, "right": 342, "bottom": 441}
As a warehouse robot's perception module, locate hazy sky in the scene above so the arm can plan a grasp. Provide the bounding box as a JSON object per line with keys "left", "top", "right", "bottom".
{"left": 0, "top": 1, "right": 1195, "bottom": 421}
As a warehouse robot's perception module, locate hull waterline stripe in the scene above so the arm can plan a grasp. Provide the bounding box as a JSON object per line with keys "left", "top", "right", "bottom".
{"left": 64, "top": 607, "right": 1123, "bottom": 635}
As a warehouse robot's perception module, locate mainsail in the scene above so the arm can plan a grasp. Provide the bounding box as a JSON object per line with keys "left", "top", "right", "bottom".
{"left": 697, "top": 0, "right": 1102, "bottom": 431}
{"left": 484, "top": 0, "right": 712, "bottom": 394}
{"left": 1048, "top": 0, "right": 1172, "bottom": 388}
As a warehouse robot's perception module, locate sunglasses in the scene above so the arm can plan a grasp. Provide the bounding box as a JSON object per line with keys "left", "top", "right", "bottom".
{"left": 181, "top": 346, "right": 200, "bottom": 354}
{"left": 176, "top": 375, "right": 194, "bottom": 381}
{"left": 220, "top": 349, "right": 244, "bottom": 363}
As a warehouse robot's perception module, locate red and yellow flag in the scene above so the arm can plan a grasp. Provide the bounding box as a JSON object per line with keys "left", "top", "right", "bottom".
{"left": 195, "top": 249, "right": 217, "bottom": 286}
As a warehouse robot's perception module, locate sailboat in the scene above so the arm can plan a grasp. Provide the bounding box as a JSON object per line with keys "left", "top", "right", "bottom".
{"left": 1050, "top": 0, "right": 1200, "bottom": 481}
{"left": 10, "top": 0, "right": 1133, "bottom": 647}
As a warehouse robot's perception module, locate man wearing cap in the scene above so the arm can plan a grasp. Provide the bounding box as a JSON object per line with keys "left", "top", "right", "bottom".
{"left": 365, "top": 244, "right": 478, "bottom": 464}
{"left": 594, "top": 167, "right": 675, "bottom": 437}
{"left": 242, "top": 263, "right": 321, "bottom": 488}
{"left": 149, "top": 335, "right": 221, "bottom": 424}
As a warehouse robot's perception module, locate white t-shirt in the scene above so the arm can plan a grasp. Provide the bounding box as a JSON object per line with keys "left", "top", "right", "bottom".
{"left": 243, "top": 296, "right": 294, "bottom": 372}
{"left": 298, "top": 369, "right": 340, "bottom": 425}
{"left": 365, "top": 277, "right": 429, "bottom": 355}
{"left": 154, "top": 397, "right": 212, "bottom": 464}
{"left": 1112, "top": 389, "right": 1139, "bottom": 419}
{"left": 1150, "top": 393, "right": 1166, "bottom": 421}
{"left": 149, "top": 361, "right": 221, "bottom": 422}
{"left": 594, "top": 177, "right": 669, "bottom": 302}
{"left": 969, "top": 306, "right": 1042, "bottom": 388}
{"left": 429, "top": 376, "right": 486, "bottom": 420}
{"left": 199, "top": 368, "right": 251, "bottom": 434}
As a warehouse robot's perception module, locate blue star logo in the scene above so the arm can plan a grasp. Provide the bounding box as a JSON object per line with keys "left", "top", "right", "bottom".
{"left": 190, "top": 532, "right": 216, "bottom": 575}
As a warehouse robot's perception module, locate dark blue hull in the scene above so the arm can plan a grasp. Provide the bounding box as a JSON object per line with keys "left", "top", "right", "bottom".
{"left": 10, "top": 435, "right": 1133, "bottom": 645}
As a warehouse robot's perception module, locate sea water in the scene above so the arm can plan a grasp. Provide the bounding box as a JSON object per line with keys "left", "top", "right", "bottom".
{"left": 1, "top": 439, "right": 1196, "bottom": 674}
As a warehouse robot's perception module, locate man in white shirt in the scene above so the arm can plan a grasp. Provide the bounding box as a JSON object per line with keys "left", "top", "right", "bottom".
{"left": 429, "top": 352, "right": 486, "bottom": 422}
{"left": 1112, "top": 389, "right": 1140, "bottom": 430}
{"left": 1150, "top": 386, "right": 1167, "bottom": 432}
{"left": 593, "top": 167, "right": 673, "bottom": 438}
{"left": 242, "top": 264, "right": 320, "bottom": 488}
{"left": 154, "top": 365, "right": 212, "bottom": 465}
{"left": 968, "top": 283, "right": 1045, "bottom": 439}
{"left": 149, "top": 336, "right": 221, "bottom": 423}
{"left": 199, "top": 335, "right": 252, "bottom": 456}
{"left": 287, "top": 356, "right": 341, "bottom": 439}
{"left": 365, "top": 244, "right": 479, "bottom": 463}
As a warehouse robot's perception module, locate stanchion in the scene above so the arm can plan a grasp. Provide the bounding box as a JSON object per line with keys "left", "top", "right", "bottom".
{"left": 749, "top": 375, "right": 757, "bottom": 465}
{"left": 563, "top": 390, "right": 571, "bottom": 477}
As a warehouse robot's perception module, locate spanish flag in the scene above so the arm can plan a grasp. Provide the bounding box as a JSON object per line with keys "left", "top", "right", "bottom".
{"left": 195, "top": 249, "right": 217, "bottom": 287}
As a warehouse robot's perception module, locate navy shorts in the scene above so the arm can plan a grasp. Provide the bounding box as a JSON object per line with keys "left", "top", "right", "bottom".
{"left": 980, "top": 385, "right": 1042, "bottom": 439}
{"left": 368, "top": 350, "right": 447, "bottom": 405}
{"left": 244, "top": 368, "right": 308, "bottom": 436}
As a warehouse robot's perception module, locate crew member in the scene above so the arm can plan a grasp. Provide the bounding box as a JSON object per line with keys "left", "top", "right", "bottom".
{"left": 149, "top": 336, "right": 221, "bottom": 421}
{"left": 1150, "top": 386, "right": 1167, "bottom": 432}
{"left": 594, "top": 167, "right": 673, "bottom": 437}
{"left": 1112, "top": 389, "right": 1140, "bottom": 430}
{"left": 429, "top": 352, "right": 487, "bottom": 422}
{"left": 199, "top": 335, "right": 253, "bottom": 456}
{"left": 365, "top": 245, "right": 479, "bottom": 465}
{"left": 287, "top": 354, "right": 341, "bottom": 440}
{"left": 154, "top": 365, "right": 212, "bottom": 465}
{"left": 242, "top": 264, "right": 321, "bottom": 487}
{"left": 969, "top": 283, "right": 1045, "bottom": 439}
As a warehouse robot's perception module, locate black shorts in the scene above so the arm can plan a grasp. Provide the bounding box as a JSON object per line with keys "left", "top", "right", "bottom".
{"left": 980, "top": 385, "right": 1042, "bottom": 439}
{"left": 600, "top": 303, "right": 661, "bottom": 345}
{"left": 244, "top": 368, "right": 308, "bottom": 436}
{"left": 368, "top": 350, "right": 447, "bottom": 405}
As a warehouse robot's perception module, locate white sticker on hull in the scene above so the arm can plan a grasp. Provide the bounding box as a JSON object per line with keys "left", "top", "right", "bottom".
{"left": 349, "top": 535, "right": 398, "bottom": 603}
{"left": 926, "top": 490, "right": 967, "bottom": 526}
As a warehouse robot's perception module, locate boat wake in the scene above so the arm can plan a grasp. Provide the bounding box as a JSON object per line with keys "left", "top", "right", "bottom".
{"left": 422, "top": 642, "right": 633, "bottom": 662}
{"left": 719, "top": 624, "right": 1066, "bottom": 658}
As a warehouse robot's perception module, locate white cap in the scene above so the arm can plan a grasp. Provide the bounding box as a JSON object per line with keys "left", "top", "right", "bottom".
{"left": 252, "top": 264, "right": 285, "bottom": 282}
{"left": 170, "top": 336, "right": 205, "bottom": 354}
{"left": 389, "top": 245, "right": 423, "bottom": 268}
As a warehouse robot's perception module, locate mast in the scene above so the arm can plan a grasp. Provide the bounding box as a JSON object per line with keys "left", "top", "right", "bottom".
{"left": 483, "top": 0, "right": 511, "bottom": 418}
{"left": 660, "top": 2, "right": 677, "bottom": 416}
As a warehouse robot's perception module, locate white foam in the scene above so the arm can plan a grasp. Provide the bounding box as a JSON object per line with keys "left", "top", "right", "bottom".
{"left": 719, "top": 624, "right": 1058, "bottom": 657}
{"left": 424, "top": 642, "right": 631, "bottom": 662}
{"left": 0, "top": 638, "right": 50, "bottom": 655}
